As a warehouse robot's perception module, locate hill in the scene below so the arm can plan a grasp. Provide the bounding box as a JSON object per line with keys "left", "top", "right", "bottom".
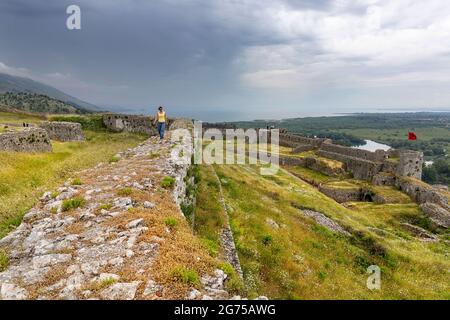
{"left": 0, "top": 72, "right": 101, "bottom": 112}
{"left": 0, "top": 92, "right": 90, "bottom": 114}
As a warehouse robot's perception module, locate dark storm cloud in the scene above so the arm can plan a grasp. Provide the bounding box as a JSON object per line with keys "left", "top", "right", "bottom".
{"left": 1, "top": 0, "right": 450, "bottom": 121}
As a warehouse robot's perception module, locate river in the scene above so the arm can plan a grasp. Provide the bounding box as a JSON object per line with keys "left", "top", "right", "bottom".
{"left": 353, "top": 139, "right": 391, "bottom": 152}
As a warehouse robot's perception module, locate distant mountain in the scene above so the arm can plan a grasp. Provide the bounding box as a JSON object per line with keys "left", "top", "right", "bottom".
{"left": 0, "top": 92, "right": 88, "bottom": 114}
{"left": 0, "top": 72, "right": 102, "bottom": 112}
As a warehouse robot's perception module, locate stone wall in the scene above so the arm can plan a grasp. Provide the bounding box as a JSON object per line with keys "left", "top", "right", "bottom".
{"left": 318, "top": 185, "right": 363, "bottom": 203}
{"left": 103, "top": 114, "right": 163, "bottom": 135}
{"left": 40, "top": 121, "right": 84, "bottom": 142}
{"left": 317, "top": 150, "right": 382, "bottom": 181}
{"left": 396, "top": 177, "right": 448, "bottom": 207}
{"left": 279, "top": 133, "right": 327, "bottom": 148}
{"left": 320, "top": 142, "right": 388, "bottom": 162}
{"left": 0, "top": 128, "right": 52, "bottom": 152}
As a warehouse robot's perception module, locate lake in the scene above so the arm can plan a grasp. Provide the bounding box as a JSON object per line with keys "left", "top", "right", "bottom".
{"left": 353, "top": 139, "right": 391, "bottom": 152}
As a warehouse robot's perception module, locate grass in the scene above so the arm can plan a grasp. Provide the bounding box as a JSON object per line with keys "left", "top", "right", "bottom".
{"left": 109, "top": 155, "right": 120, "bottom": 163}
{"left": 71, "top": 178, "right": 83, "bottom": 186}
{"left": 284, "top": 165, "right": 336, "bottom": 185}
{"left": 0, "top": 249, "right": 9, "bottom": 272}
{"left": 220, "top": 262, "right": 245, "bottom": 294}
{"left": 338, "top": 127, "right": 450, "bottom": 143}
{"left": 0, "top": 120, "right": 148, "bottom": 238}
{"left": 61, "top": 197, "right": 86, "bottom": 212}
{"left": 117, "top": 187, "right": 133, "bottom": 197}
{"left": 99, "top": 277, "right": 118, "bottom": 289}
{"left": 0, "top": 111, "right": 44, "bottom": 125}
{"left": 190, "top": 165, "right": 227, "bottom": 257}
{"left": 171, "top": 266, "right": 200, "bottom": 286}
{"left": 197, "top": 163, "right": 450, "bottom": 299}
{"left": 161, "top": 176, "right": 176, "bottom": 189}
{"left": 165, "top": 217, "right": 178, "bottom": 228}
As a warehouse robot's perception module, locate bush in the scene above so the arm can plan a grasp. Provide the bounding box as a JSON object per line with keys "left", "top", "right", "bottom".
{"left": 262, "top": 234, "right": 273, "bottom": 246}
{"left": 171, "top": 266, "right": 200, "bottom": 285}
{"left": 161, "top": 176, "right": 176, "bottom": 189}
{"left": 62, "top": 197, "right": 86, "bottom": 212}
{"left": 181, "top": 203, "right": 194, "bottom": 220}
{"left": 318, "top": 271, "right": 327, "bottom": 282}
{"left": 49, "top": 115, "right": 106, "bottom": 131}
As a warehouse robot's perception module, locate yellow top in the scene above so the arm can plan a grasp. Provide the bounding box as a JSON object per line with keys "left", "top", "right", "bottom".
{"left": 157, "top": 111, "right": 166, "bottom": 123}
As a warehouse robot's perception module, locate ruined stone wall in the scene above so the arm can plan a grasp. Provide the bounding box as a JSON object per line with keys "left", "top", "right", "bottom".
{"left": 317, "top": 150, "right": 382, "bottom": 181}
{"left": 318, "top": 185, "right": 363, "bottom": 203}
{"left": 320, "top": 143, "right": 388, "bottom": 162}
{"left": 279, "top": 133, "right": 327, "bottom": 148}
{"left": 103, "top": 114, "right": 164, "bottom": 135}
{"left": 396, "top": 177, "right": 447, "bottom": 207}
{"left": 0, "top": 128, "right": 52, "bottom": 152}
{"left": 292, "top": 145, "right": 315, "bottom": 153}
{"left": 279, "top": 156, "right": 304, "bottom": 166}
{"left": 40, "top": 121, "right": 84, "bottom": 142}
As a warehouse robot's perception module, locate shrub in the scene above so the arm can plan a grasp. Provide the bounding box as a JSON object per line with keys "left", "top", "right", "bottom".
{"left": 262, "top": 234, "right": 273, "bottom": 246}
{"left": 49, "top": 115, "right": 106, "bottom": 131}
{"left": 98, "top": 203, "right": 112, "bottom": 211}
{"left": 201, "top": 238, "right": 219, "bottom": 257}
{"left": 117, "top": 188, "right": 133, "bottom": 197}
{"left": 220, "top": 263, "right": 245, "bottom": 294}
{"left": 99, "top": 277, "right": 117, "bottom": 289}
{"left": 109, "top": 155, "right": 120, "bottom": 163}
{"left": 181, "top": 203, "right": 194, "bottom": 220}
{"left": 161, "top": 176, "right": 176, "bottom": 189}
{"left": 62, "top": 197, "right": 86, "bottom": 212}
{"left": 71, "top": 178, "right": 82, "bottom": 186}
{"left": 171, "top": 266, "right": 200, "bottom": 285}
{"left": 165, "top": 217, "right": 178, "bottom": 228}
{"left": 318, "top": 271, "right": 327, "bottom": 282}
{"left": 0, "top": 250, "right": 9, "bottom": 272}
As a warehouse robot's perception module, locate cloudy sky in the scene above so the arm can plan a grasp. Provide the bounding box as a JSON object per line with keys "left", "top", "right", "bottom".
{"left": 1, "top": 0, "right": 450, "bottom": 120}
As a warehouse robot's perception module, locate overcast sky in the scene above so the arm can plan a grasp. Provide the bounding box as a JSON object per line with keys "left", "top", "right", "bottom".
{"left": 1, "top": 0, "right": 450, "bottom": 121}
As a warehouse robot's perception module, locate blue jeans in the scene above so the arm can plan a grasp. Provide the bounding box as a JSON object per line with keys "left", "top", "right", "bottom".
{"left": 157, "top": 122, "right": 165, "bottom": 139}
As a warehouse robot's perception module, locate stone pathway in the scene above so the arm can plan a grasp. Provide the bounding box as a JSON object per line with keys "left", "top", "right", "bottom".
{"left": 212, "top": 167, "right": 244, "bottom": 279}
{"left": 0, "top": 134, "right": 234, "bottom": 300}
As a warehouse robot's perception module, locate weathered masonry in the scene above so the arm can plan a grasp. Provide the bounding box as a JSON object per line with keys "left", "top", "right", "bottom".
{"left": 278, "top": 132, "right": 424, "bottom": 182}
{"left": 40, "top": 121, "right": 85, "bottom": 142}
{"left": 0, "top": 128, "right": 52, "bottom": 152}
{"left": 103, "top": 113, "right": 174, "bottom": 135}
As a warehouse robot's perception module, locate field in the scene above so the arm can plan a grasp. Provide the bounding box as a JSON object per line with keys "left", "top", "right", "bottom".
{"left": 0, "top": 112, "right": 148, "bottom": 238}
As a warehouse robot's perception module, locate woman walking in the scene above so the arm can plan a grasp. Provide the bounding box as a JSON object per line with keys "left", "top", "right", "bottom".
{"left": 154, "top": 106, "right": 167, "bottom": 140}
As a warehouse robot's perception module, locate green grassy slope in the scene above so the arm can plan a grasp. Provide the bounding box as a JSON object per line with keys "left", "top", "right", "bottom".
{"left": 195, "top": 163, "right": 450, "bottom": 299}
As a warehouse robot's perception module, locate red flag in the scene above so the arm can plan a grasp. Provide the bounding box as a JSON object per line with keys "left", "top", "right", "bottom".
{"left": 408, "top": 132, "right": 417, "bottom": 141}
